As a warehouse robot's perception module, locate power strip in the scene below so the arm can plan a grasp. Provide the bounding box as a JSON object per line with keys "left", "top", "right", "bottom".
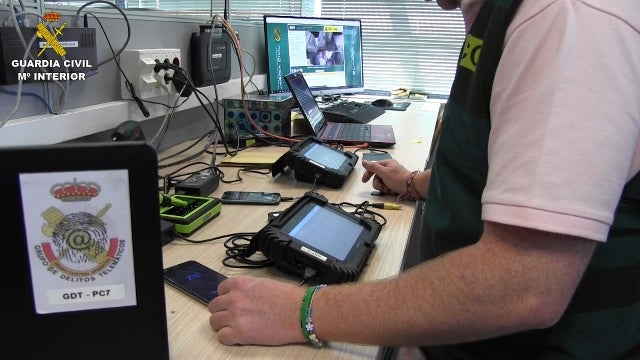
{"left": 119, "top": 48, "right": 181, "bottom": 100}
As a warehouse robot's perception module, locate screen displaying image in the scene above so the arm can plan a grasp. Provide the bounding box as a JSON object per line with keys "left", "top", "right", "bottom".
{"left": 264, "top": 15, "right": 365, "bottom": 96}
{"left": 301, "top": 141, "right": 347, "bottom": 170}
{"left": 282, "top": 202, "right": 364, "bottom": 261}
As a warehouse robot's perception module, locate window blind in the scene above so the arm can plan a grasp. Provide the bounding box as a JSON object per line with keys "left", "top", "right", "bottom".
{"left": 321, "top": 0, "right": 465, "bottom": 95}
{"left": 40, "top": 0, "right": 463, "bottom": 95}
{"left": 127, "top": 1, "right": 301, "bottom": 20}
{"left": 42, "top": 1, "right": 301, "bottom": 20}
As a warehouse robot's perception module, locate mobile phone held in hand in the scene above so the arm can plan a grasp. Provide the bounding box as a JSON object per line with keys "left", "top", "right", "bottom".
{"left": 163, "top": 260, "right": 227, "bottom": 305}
{"left": 362, "top": 151, "right": 392, "bottom": 163}
{"left": 220, "top": 191, "right": 281, "bottom": 205}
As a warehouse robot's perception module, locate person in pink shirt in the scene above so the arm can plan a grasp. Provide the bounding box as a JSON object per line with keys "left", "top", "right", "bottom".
{"left": 209, "top": 1, "right": 640, "bottom": 357}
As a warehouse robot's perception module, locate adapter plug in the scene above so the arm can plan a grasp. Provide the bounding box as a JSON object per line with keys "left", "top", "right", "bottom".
{"left": 160, "top": 219, "right": 175, "bottom": 246}
{"left": 171, "top": 68, "right": 192, "bottom": 97}
{"left": 174, "top": 172, "right": 219, "bottom": 196}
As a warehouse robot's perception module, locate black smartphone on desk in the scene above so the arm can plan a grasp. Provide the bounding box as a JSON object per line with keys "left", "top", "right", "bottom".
{"left": 163, "top": 260, "right": 227, "bottom": 305}
{"left": 220, "top": 191, "right": 281, "bottom": 205}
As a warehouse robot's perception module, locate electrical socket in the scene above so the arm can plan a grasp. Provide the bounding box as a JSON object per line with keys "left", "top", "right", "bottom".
{"left": 119, "top": 48, "right": 181, "bottom": 100}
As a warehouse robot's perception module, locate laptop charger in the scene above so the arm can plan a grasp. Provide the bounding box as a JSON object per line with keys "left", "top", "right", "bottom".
{"left": 159, "top": 194, "right": 222, "bottom": 235}
{"left": 174, "top": 172, "right": 219, "bottom": 196}
{"left": 160, "top": 219, "right": 176, "bottom": 246}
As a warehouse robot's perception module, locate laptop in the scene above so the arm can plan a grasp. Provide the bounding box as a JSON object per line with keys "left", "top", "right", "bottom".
{"left": 284, "top": 71, "right": 396, "bottom": 148}
{"left": 0, "top": 141, "right": 170, "bottom": 360}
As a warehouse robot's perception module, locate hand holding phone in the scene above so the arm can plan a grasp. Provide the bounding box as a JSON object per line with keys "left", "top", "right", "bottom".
{"left": 220, "top": 191, "right": 281, "bottom": 205}
{"left": 362, "top": 152, "right": 392, "bottom": 162}
{"left": 163, "top": 260, "right": 227, "bottom": 305}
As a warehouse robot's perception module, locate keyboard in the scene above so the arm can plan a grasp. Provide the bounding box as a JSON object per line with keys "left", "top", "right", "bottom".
{"left": 322, "top": 101, "right": 386, "bottom": 124}
{"left": 360, "top": 89, "right": 392, "bottom": 97}
{"left": 337, "top": 123, "right": 371, "bottom": 141}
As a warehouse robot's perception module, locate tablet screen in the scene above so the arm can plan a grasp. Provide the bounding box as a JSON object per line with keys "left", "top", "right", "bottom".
{"left": 301, "top": 142, "right": 347, "bottom": 170}
{"left": 282, "top": 202, "right": 363, "bottom": 261}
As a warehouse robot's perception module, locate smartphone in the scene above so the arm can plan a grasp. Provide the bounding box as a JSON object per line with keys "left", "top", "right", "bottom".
{"left": 362, "top": 152, "right": 392, "bottom": 162}
{"left": 163, "top": 260, "right": 227, "bottom": 305}
{"left": 220, "top": 191, "right": 281, "bottom": 205}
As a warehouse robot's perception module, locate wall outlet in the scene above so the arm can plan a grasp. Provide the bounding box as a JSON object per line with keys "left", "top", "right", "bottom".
{"left": 119, "top": 48, "right": 181, "bottom": 100}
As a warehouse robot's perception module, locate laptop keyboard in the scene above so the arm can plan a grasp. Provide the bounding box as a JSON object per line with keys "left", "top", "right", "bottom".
{"left": 322, "top": 101, "right": 385, "bottom": 124}
{"left": 337, "top": 123, "right": 371, "bottom": 140}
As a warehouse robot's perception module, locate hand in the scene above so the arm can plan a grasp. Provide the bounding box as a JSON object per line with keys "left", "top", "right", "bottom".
{"left": 209, "top": 276, "right": 307, "bottom": 346}
{"left": 361, "top": 159, "right": 411, "bottom": 195}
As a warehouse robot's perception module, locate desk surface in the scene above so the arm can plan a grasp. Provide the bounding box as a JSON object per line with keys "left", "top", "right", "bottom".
{"left": 161, "top": 101, "right": 441, "bottom": 359}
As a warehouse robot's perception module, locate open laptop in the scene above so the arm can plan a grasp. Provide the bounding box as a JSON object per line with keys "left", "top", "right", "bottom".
{"left": 284, "top": 71, "right": 396, "bottom": 148}
{"left": 0, "top": 141, "right": 170, "bottom": 360}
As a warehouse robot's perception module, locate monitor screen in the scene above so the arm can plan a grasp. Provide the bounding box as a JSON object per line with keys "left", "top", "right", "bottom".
{"left": 264, "top": 15, "right": 365, "bottom": 96}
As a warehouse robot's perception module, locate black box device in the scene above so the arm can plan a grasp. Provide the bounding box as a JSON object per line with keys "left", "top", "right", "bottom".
{"left": 272, "top": 136, "right": 358, "bottom": 188}
{"left": 190, "top": 25, "right": 232, "bottom": 87}
{"left": 253, "top": 191, "right": 381, "bottom": 284}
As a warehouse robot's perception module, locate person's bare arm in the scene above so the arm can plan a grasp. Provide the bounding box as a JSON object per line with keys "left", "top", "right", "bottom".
{"left": 209, "top": 221, "right": 596, "bottom": 346}
{"left": 311, "top": 221, "right": 596, "bottom": 345}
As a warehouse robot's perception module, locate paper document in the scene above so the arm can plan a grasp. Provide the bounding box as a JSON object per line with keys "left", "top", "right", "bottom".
{"left": 219, "top": 147, "right": 288, "bottom": 167}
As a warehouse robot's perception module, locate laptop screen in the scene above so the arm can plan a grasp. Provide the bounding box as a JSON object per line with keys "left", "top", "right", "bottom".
{"left": 284, "top": 71, "right": 326, "bottom": 134}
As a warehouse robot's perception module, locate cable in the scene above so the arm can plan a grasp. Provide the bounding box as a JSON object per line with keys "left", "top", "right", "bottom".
{"left": 335, "top": 200, "right": 388, "bottom": 227}
{"left": 213, "top": 15, "right": 299, "bottom": 145}
{"left": 73, "top": 1, "right": 131, "bottom": 69}
{"left": 84, "top": 12, "right": 149, "bottom": 118}
{"left": 150, "top": 86, "right": 186, "bottom": 148}
{"left": 158, "top": 61, "right": 233, "bottom": 156}
{"left": 222, "top": 234, "right": 273, "bottom": 269}
{"left": 1, "top": 31, "right": 37, "bottom": 128}
{"left": 0, "top": 87, "right": 54, "bottom": 114}
{"left": 240, "top": 48, "right": 262, "bottom": 94}
{"left": 157, "top": 132, "right": 214, "bottom": 165}
{"left": 39, "top": 1, "right": 133, "bottom": 116}
{"left": 3, "top": 5, "right": 67, "bottom": 120}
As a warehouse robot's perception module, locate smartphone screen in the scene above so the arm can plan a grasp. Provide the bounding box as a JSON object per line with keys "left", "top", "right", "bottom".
{"left": 163, "top": 260, "right": 227, "bottom": 305}
{"left": 220, "top": 191, "right": 281, "bottom": 205}
{"left": 362, "top": 152, "right": 392, "bottom": 162}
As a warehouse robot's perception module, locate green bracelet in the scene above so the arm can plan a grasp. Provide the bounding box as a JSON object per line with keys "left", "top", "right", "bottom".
{"left": 300, "top": 284, "right": 327, "bottom": 347}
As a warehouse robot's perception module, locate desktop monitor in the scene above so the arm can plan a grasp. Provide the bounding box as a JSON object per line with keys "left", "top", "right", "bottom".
{"left": 264, "top": 15, "right": 365, "bottom": 96}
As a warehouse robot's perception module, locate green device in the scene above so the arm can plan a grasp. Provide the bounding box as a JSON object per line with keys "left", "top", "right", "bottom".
{"left": 159, "top": 194, "right": 222, "bottom": 235}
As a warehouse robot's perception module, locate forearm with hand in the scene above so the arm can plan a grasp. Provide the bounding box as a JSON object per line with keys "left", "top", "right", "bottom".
{"left": 361, "top": 159, "right": 431, "bottom": 201}
{"left": 209, "top": 222, "right": 596, "bottom": 347}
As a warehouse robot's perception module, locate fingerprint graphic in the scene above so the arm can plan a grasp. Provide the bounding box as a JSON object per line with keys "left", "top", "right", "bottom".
{"left": 51, "top": 212, "right": 109, "bottom": 265}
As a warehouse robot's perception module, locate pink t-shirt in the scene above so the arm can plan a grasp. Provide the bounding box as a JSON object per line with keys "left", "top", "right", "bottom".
{"left": 476, "top": 0, "right": 640, "bottom": 241}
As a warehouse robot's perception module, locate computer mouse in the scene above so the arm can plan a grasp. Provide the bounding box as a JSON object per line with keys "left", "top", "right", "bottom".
{"left": 371, "top": 99, "right": 393, "bottom": 108}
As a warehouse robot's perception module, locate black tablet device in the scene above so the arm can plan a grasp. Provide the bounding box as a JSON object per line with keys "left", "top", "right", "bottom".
{"left": 253, "top": 191, "right": 381, "bottom": 284}
{"left": 0, "top": 142, "right": 169, "bottom": 360}
{"left": 272, "top": 136, "right": 358, "bottom": 188}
